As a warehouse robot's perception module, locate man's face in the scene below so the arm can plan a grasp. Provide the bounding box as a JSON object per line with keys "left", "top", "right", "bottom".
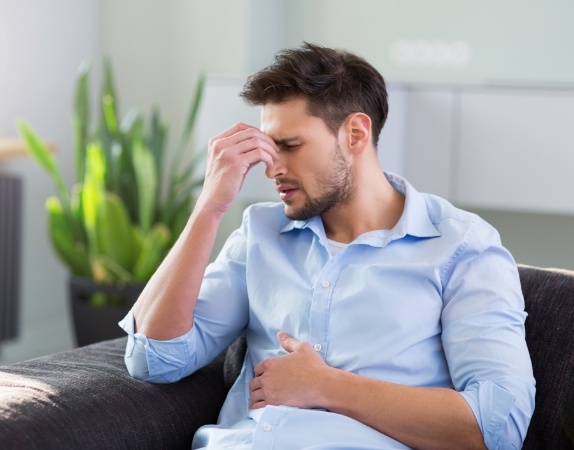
{"left": 261, "top": 97, "right": 355, "bottom": 221}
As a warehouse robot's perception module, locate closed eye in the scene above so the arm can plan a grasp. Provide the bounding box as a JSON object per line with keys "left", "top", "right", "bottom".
{"left": 281, "top": 143, "right": 302, "bottom": 151}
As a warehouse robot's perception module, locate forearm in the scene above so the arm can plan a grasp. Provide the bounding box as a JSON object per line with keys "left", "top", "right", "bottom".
{"left": 321, "top": 369, "right": 486, "bottom": 450}
{"left": 133, "top": 196, "right": 224, "bottom": 340}
{"left": 132, "top": 123, "right": 280, "bottom": 341}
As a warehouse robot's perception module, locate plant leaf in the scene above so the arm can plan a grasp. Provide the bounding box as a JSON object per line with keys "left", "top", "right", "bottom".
{"left": 82, "top": 143, "right": 107, "bottom": 258}
{"left": 170, "top": 195, "right": 193, "bottom": 242}
{"left": 174, "top": 72, "right": 206, "bottom": 161}
{"left": 167, "top": 73, "right": 206, "bottom": 197}
{"left": 94, "top": 192, "right": 138, "bottom": 275}
{"left": 132, "top": 224, "right": 171, "bottom": 281}
{"left": 72, "top": 60, "right": 90, "bottom": 183}
{"left": 132, "top": 139, "right": 158, "bottom": 233}
{"left": 46, "top": 197, "right": 91, "bottom": 277}
{"left": 93, "top": 254, "right": 132, "bottom": 284}
{"left": 17, "top": 120, "right": 70, "bottom": 206}
{"left": 102, "top": 94, "right": 120, "bottom": 138}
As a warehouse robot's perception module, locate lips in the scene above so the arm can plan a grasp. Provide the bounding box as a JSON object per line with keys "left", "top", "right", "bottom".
{"left": 276, "top": 182, "right": 300, "bottom": 201}
{"left": 279, "top": 189, "right": 298, "bottom": 201}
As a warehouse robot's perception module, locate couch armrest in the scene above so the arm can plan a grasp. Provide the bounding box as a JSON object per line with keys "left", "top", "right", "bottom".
{"left": 0, "top": 337, "right": 227, "bottom": 450}
{"left": 519, "top": 265, "right": 574, "bottom": 449}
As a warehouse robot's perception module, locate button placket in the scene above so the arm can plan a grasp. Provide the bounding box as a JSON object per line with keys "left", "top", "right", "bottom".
{"left": 309, "top": 255, "right": 343, "bottom": 361}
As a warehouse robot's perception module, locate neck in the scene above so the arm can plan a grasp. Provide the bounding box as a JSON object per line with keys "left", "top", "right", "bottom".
{"left": 321, "top": 167, "right": 405, "bottom": 244}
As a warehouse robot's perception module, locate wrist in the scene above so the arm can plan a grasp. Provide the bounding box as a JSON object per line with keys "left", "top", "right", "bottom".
{"left": 316, "top": 366, "right": 347, "bottom": 411}
{"left": 193, "top": 193, "right": 230, "bottom": 221}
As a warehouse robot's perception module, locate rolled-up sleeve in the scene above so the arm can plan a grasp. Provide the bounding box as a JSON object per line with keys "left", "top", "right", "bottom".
{"left": 119, "top": 308, "right": 198, "bottom": 383}
{"left": 441, "top": 223, "right": 536, "bottom": 449}
{"left": 118, "top": 213, "right": 252, "bottom": 384}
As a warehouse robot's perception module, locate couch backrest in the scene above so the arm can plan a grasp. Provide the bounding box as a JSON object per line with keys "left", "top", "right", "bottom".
{"left": 519, "top": 265, "right": 574, "bottom": 449}
{"left": 223, "top": 265, "right": 574, "bottom": 449}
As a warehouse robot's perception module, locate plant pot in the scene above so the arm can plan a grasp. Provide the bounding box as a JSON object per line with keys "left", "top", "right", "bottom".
{"left": 68, "top": 276, "right": 145, "bottom": 347}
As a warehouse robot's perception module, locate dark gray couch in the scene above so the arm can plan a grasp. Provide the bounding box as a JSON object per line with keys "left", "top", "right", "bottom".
{"left": 1, "top": 265, "right": 573, "bottom": 449}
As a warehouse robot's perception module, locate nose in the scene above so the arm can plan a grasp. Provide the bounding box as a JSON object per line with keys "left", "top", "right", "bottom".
{"left": 265, "top": 151, "right": 287, "bottom": 179}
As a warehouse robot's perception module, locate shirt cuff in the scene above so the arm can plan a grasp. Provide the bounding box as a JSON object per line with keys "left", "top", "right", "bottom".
{"left": 460, "top": 380, "right": 517, "bottom": 449}
{"left": 118, "top": 308, "right": 197, "bottom": 383}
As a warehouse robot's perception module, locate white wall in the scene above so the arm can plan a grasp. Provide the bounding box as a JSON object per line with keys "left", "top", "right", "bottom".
{"left": 0, "top": 0, "right": 102, "bottom": 362}
{"left": 99, "top": 0, "right": 249, "bottom": 147}
{"left": 285, "top": 0, "right": 574, "bottom": 85}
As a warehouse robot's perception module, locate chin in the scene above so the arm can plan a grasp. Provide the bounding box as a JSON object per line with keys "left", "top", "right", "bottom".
{"left": 283, "top": 205, "right": 313, "bottom": 221}
{"left": 283, "top": 205, "right": 301, "bottom": 221}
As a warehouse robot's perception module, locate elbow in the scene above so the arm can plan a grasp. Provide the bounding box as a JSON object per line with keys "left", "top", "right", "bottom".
{"left": 123, "top": 336, "right": 175, "bottom": 384}
{"left": 124, "top": 349, "right": 156, "bottom": 382}
{"left": 461, "top": 379, "right": 535, "bottom": 450}
{"left": 125, "top": 355, "right": 179, "bottom": 384}
{"left": 124, "top": 347, "right": 192, "bottom": 384}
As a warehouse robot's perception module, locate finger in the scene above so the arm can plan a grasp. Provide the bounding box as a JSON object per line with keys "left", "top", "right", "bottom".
{"left": 204, "top": 143, "right": 276, "bottom": 183}
{"left": 219, "top": 140, "right": 278, "bottom": 175}
{"left": 242, "top": 147, "right": 277, "bottom": 172}
{"left": 249, "top": 399, "right": 266, "bottom": 410}
{"left": 253, "top": 361, "right": 265, "bottom": 377}
{"left": 212, "top": 126, "right": 278, "bottom": 153}
{"left": 221, "top": 130, "right": 280, "bottom": 160}
{"left": 248, "top": 386, "right": 265, "bottom": 409}
{"left": 278, "top": 331, "right": 300, "bottom": 353}
{"left": 209, "top": 123, "right": 256, "bottom": 144}
{"left": 249, "top": 376, "right": 261, "bottom": 392}
{"left": 209, "top": 135, "right": 279, "bottom": 177}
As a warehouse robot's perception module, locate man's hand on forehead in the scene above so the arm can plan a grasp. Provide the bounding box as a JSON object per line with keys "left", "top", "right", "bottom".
{"left": 199, "top": 123, "right": 281, "bottom": 214}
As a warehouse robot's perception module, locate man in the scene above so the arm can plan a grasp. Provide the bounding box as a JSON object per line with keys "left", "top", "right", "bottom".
{"left": 120, "top": 43, "right": 535, "bottom": 449}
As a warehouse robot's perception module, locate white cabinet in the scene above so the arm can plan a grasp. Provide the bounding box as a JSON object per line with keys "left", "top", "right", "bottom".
{"left": 455, "top": 89, "right": 574, "bottom": 214}
{"left": 400, "top": 88, "right": 455, "bottom": 199}
{"left": 393, "top": 84, "right": 574, "bottom": 214}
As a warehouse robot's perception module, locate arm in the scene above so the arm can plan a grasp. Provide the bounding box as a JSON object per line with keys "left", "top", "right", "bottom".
{"left": 133, "top": 123, "right": 279, "bottom": 340}
{"left": 249, "top": 332, "right": 486, "bottom": 450}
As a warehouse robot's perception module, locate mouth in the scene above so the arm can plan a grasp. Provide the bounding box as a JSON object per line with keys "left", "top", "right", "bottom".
{"left": 276, "top": 182, "right": 300, "bottom": 202}
{"left": 279, "top": 188, "right": 298, "bottom": 201}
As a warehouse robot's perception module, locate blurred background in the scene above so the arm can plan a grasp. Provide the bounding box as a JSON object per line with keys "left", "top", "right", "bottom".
{"left": 1, "top": 0, "right": 573, "bottom": 363}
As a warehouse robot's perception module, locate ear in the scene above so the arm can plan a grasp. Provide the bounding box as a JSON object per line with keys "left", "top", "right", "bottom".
{"left": 340, "top": 112, "right": 372, "bottom": 154}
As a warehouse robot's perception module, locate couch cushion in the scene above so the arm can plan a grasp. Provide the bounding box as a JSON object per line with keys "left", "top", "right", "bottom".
{"left": 223, "top": 333, "right": 247, "bottom": 391}
{"left": 519, "top": 265, "right": 574, "bottom": 449}
{"left": 0, "top": 337, "right": 227, "bottom": 450}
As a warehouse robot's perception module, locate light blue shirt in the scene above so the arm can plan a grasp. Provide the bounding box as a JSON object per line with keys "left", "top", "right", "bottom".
{"left": 120, "top": 173, "right": 535, "bottom": 450}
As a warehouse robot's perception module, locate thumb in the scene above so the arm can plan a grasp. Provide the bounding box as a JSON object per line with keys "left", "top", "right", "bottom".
{"left": 277, "top": 331, "right": 299, "bottom": 353}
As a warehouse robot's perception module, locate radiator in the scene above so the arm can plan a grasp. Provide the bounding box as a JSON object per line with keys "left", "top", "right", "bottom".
{"left": 0, "top": 174, "right": 22, "bottom": 342}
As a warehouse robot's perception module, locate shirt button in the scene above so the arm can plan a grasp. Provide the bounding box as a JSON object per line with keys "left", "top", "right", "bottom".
{"left": 321, "top": 280, "right": 330, "bottom": 288}
{"left": 262, "top": 422, "right": 272, "bottom": 432}
{"left": 313, "top": 343, "right": 322, "bottom": 351}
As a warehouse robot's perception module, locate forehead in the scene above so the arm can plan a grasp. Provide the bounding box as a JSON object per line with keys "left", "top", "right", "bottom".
{"left": 260, "top": 97, "right": 328, "bottom": 139}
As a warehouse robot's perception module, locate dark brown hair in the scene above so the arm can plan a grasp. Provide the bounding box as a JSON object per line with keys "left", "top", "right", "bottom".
{"left": 240, "top": 42, "right": 389, "bottom": 147}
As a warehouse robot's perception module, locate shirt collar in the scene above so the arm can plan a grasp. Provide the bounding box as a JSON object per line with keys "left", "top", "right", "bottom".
{"left": 385, "top": 172, "right": 441, "bottom": 239}
{"left": 279, "top": 172, "right": 441, "bottom": 240}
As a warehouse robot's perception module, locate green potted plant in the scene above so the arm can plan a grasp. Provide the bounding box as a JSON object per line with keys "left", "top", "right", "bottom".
{"left": 18, "top": 60, "right": 205, "bottom": 346}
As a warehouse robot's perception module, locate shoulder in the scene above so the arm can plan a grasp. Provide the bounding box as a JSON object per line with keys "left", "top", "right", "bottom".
{"left": 422, "top": 193, "right": 499, "bottom": 243}
{"left": 387, "top": 172, "right": 497, "bottom": 244}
